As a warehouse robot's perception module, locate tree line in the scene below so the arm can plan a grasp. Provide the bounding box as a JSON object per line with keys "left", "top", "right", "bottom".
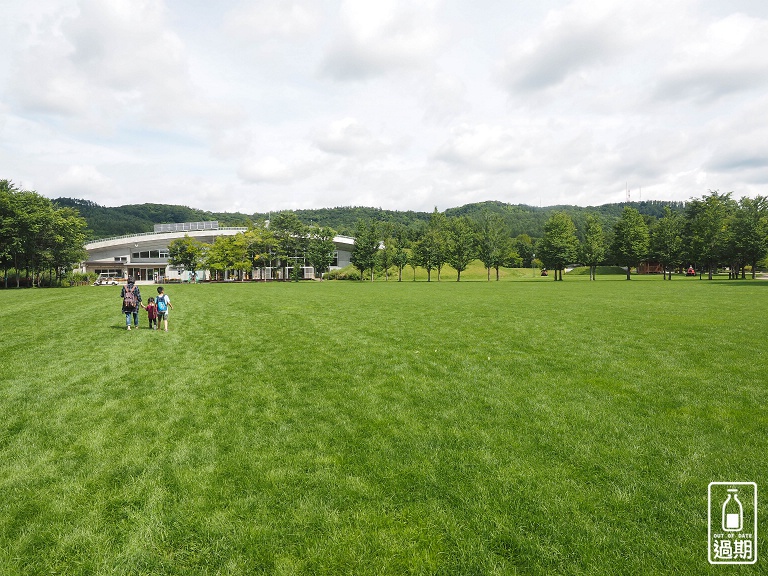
{"left": 539, "top": 191, "right": 768, "bottom": 281}
{"left": 350, "top": 209, "right": 529, "bottom": 282}
{"left": 348, "top": 191, "right": 768, "bottom": 281}
{"left": 1, "top": 181, "right": 89, "bottom": 288}
{"left": 5, "top": 180, "right": 764, "bottom": 287}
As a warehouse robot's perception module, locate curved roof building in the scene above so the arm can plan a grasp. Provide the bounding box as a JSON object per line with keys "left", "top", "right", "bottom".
{"left": 82, "top": 221, "right": 354, "bottom": 282}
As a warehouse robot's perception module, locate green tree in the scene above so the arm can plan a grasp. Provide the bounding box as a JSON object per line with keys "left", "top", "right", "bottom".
{"left": 495, "top": 243, "right": 522, "bottom": 280}
{"left": 204, "top": 235, "right": 235, "bottom": 280}
{"left": 538, "top": 212, "right": 579, "bottom": 281}
{"left": 650, "top": 207, "right": 684, "bottom": 280}
{"left": 229, "top": 233, "right": 253, "bottom": 280}
{"left": 1, "top": 181, "right": 90, "bottom": 287}
{"left": 49, "top": 207, "right": 88, "bottom": 285}
{"left": 412, "top": 227, "right": 442, "bottom": 282}
{"left": 408, "top": 247, "right": 419, "bottom": 281}
{"left": 168, "top": 234, "right": 207, "bottom": 279}
{"left": 446, "top": 216, "right": 476, "bottom": 281}
{"left": 271, "top": 212, "right": 307, "bottom": 280}
{"left": 731, "top": 196, "right": 768, "bottom": 279}
{"left": 243, "top": 224, "right": 275, "bottom": 280}
{"left": 683, "top": 191, "right": 734, "bottom": 280}
{"left": 351, "top": 219, "right": 379, "bottom": 281}
{"left": 0, "top": 182, "right": 14, "bottom": 287}
{"left": 392, "top": 238, "right": 409, "bottom": 282}
{"left": 427, "top": 208, "right": 448, "bottom": 281}
{"left": 377, "top": 222, "right": 395, "bottom": 281}
{"left": 476, "top": 211, "right": 508, "bottom": 281}
{"left": 307, "top": 226, "right": 337, "bottom": 279}
{"left": 514, "top": 234, "right": 535, "bottom": 268}
{"left": 580, "top": 215, "right": 606, "bottom": 281}
{"left": 611, "top": 207, "right": 650, "bottom": 280}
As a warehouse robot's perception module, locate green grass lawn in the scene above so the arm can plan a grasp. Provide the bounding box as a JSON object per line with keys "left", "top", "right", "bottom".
{"left": 1, "top": 273, "right": 767, "bottom": 575}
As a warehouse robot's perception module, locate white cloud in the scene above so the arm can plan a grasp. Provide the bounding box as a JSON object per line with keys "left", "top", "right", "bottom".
{"left": 6, "top": 0, "right": 230, "bottom": 132}
{"left": 421, "top": 72, "right": 470, "bottom": 124}
{"left": 3, "top": 0, "right": 768, "bottom": 213}
{"left": 433, "top": 123, "right": 536, "bottom": 173}
{"left": 312, "top": 118, "right": 391, "bottom": 157}
{"left": 497, "top": 0, "right": 640, "bottom": 94}
{"left": 320, "top": 0, "right": 445, "bottom": 80}
{"left": 222, "top": 0, "right": 319, "bottom": 39}
{"left": 54, "top": 164, "right": 115, "bottom": 198}
{"left": 238, "top": 155, "right": 317, "bottom": 185}
{"left": 652, "top": 13, "right": 768, "bottom": 103}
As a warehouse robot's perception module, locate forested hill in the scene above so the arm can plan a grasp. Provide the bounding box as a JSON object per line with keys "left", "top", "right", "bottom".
{"left": 53, "top": 198, "right": 254, "bottom": 240}
{"left": 55, "top": 197, "right": 685, "bottom": 240}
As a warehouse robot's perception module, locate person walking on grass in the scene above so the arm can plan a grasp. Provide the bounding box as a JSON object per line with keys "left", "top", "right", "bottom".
{"left": 156, "top": 286, "right": 174, "bottom": 331}
{"left": 121, "top": 277, "right": 142, "bottom": 330}
{"left": 141, "top": 296, "right": 158, "bottom": 330}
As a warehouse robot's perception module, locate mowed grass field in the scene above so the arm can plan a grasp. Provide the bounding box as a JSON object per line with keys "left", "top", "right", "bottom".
{"left": 1, "top": 273, "right": 767, "bottom": 575}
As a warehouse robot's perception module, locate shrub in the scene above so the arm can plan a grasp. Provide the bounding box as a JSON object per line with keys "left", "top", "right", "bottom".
{"left": 64, "top": 271, "right": 97, "bottom": 287}
{"left": 324, "top": 265, "right": 361, "bottom": 280}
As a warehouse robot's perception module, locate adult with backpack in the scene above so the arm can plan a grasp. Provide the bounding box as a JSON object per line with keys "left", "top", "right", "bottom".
{"left": 121, "top": 277, "right": 142, "bottom": 330}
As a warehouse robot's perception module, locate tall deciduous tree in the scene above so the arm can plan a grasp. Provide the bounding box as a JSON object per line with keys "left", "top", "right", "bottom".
{"left": 351, "top": 219, "right": 379, "bottom": 281}
{"left": 204, "top": 235, "right": 235, "bottom": 280}
{"left": 683, "top": 191, "right": 734, "bottom": 280}
{"left": 427, "top": 208, "right": 448, "bottom": 281}
{"left": 731, "top": 196, "right": 768, "bottom": 279}
{"left": 494, "top": 242, "right": 521, "bottom": 281}
{"left": 390, "top": 227, "right": 410, "bottom": 282}
{"left": 412, "top": 227, "right": 441, "bottom": 282}
{"left": 476, "top": 211, "right": 507, "bottom": 281}
{"left": 46, "top": 206, "right": 87, "bottom": 285}
{"left": 168, "top": 234, "right": 207, "bottom": 278}
{"left": 580, "top": 215, "right": 606, "bottom": 281}
{"left": 650, "top": 207, "right": 684, "bottom": 280}
{"left": 271, "top": 211, "right": 307, "bottom": 280}
{"left": 611, "top": 207, "right": 650, "bottom": 280}
{"left": 230, "top": 233, "right": 253, "bottom": 280}
{"left": 243, "top": 224, "right": 275, "bottom": 280}
{"left": 307, "top": 226, "right": 336, "bottom": 279}
{"left": 538, "top": 212, "right": 579, "bottom": 281}
{"left": 514, "top": 234, "right": 535, "bottom": 268}
{"left": 446, "top": 216, "right": 476, "bottom": 281}
{"left": 377, "top": 222, "right": 395, "bottom": 281}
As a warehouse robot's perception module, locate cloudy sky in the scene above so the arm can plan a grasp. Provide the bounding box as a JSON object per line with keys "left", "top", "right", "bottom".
{"left": 2, "top": 0, "right": 768, "bottom": 214}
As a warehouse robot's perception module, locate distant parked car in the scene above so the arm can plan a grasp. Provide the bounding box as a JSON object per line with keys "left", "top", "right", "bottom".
{"left": 686, "top": 267, "right": 695, "bottom": 276}
{"left": 93, "top": 275, "right": 119, "bottom": 286}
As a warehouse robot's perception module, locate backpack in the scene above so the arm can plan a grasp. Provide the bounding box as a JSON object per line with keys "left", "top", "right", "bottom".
{"left": 156, "top": 295, "right": 167, "bottom": 312}
{"left": 123, "top": 286, "right": 137, "bottom": 309}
